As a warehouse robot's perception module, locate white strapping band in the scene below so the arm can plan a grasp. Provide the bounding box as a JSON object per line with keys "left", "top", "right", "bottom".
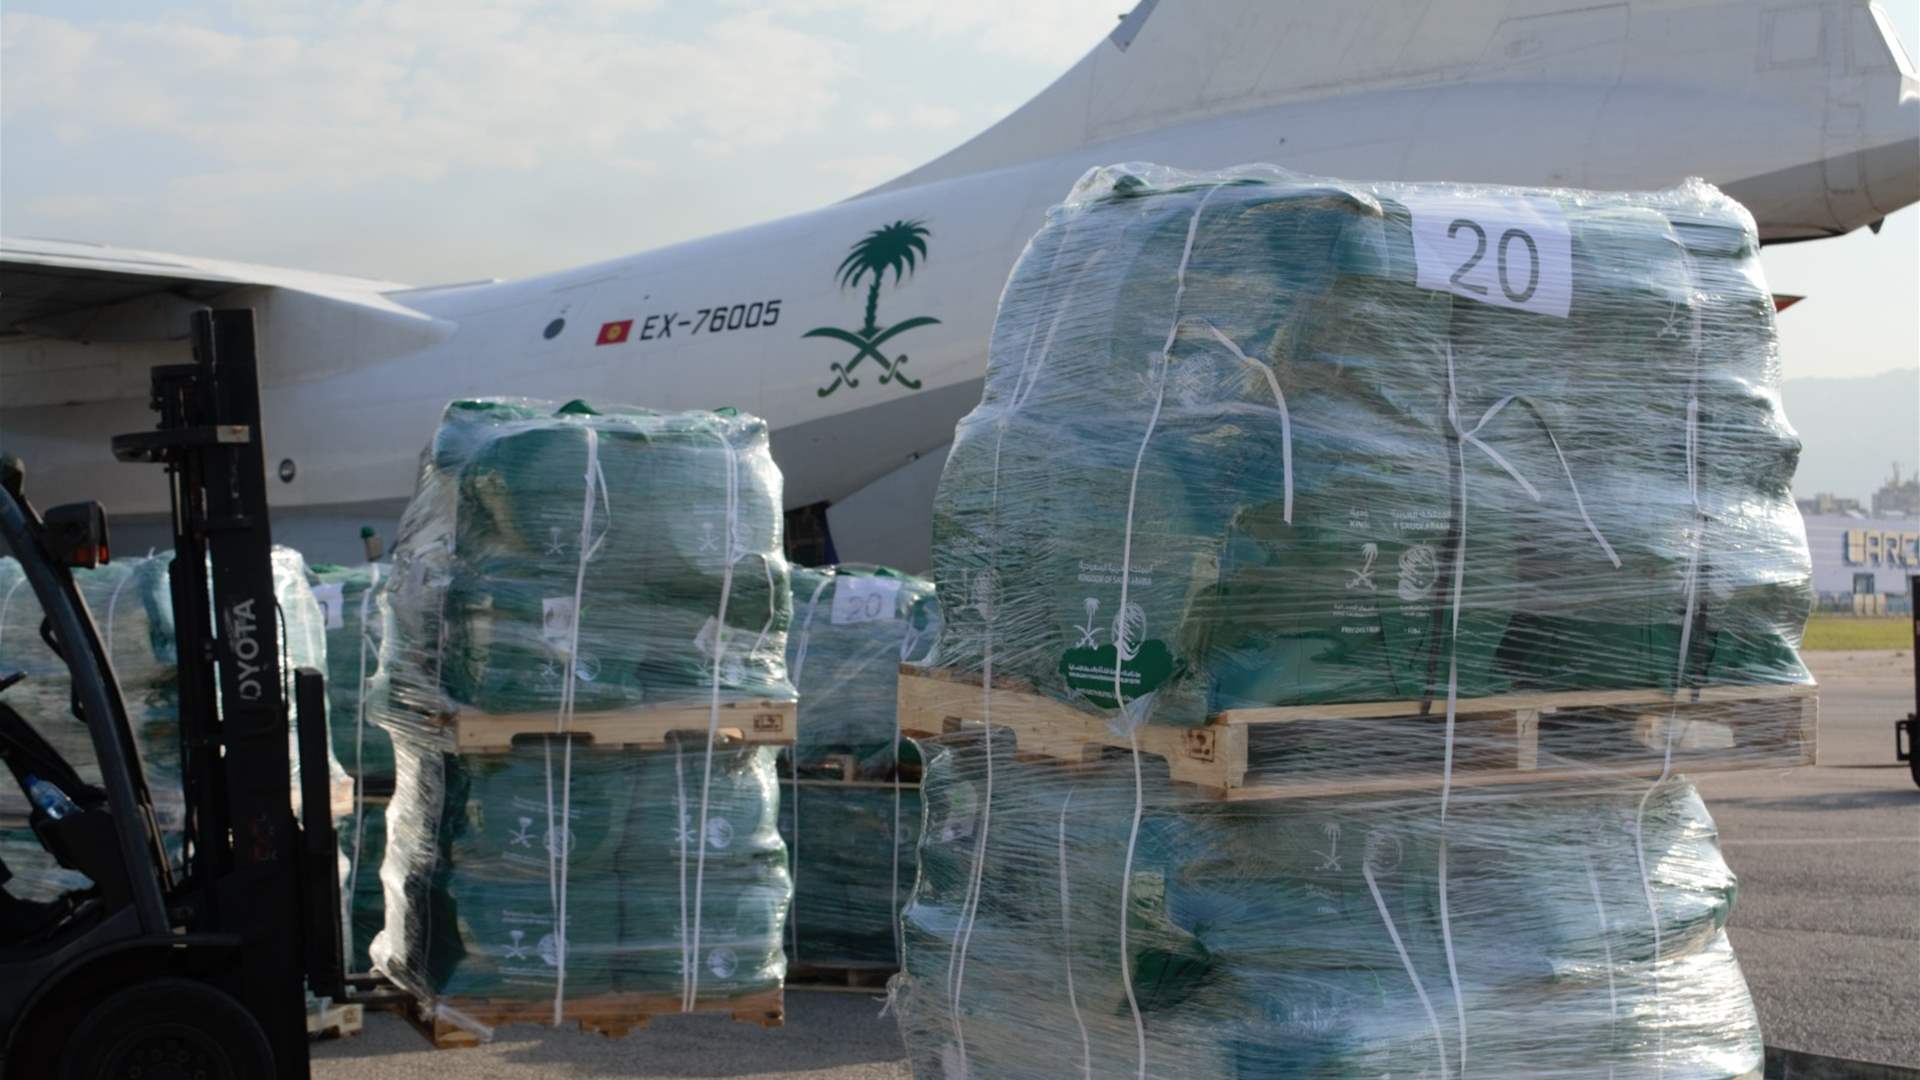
{"left": 1200, "top": 321, "right": 1292, "bottom": 524}
{"left": 0, "top": 575, "right": 23, "bottom": 653}
{"left": 1436, "top": 340, "right": 1625, "bottom": 1074}
{"left": 1057, "top": 789, "right": 1092, "bottom": 1080}
{"left": 948, "top": 219, "right": 1088, "bottom": 1075}
{"left": 1110, "top": 184, "right": 1224, "bottom": 1080}
{"left": 1583, "top": 849, "right": 1620, "bottom": 1080}
{"left": 345, "top": 561, "right": 383, "bottom": 962}
{"left": 684, "top": 428, "right": 743, "bottom": 1012}
{"left": 1366, "top": 856, "right": 1450, "bottom": 1080}
{"left": 1636, "top": 294, "right": 1705, "bottom": 1080}
{"left": 545, "top": 427, "right": 610, "bottom": 1024}
{"left": 786, "top": 570, "right": 836, "bottom": 968}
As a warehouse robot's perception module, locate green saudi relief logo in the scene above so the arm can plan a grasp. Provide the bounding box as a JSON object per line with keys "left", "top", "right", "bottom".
{"left": 806, "top": 220, "right": 939, "bottom": 397}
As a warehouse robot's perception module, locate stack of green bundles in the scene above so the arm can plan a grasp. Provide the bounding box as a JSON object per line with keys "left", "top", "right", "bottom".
{"left": 0, "top": 554, "right": 177, "bottom": 824}
{"left": 779, "top": 566, "right": 937, "bottom": 971}
{"left": 0, "top": 549, "right": 348, "bottom": 899}
{"left": 0, "top": 556, "right": 170, "bottom": 900}
{"left": 309, "top": 561, "right": 391, "bottom": 971}
{"left": 375, "top": 399, "right": 792, "bottom": 724}
{"left": 894, "top": 742, "right": 1764, "bottom": 1079}
{"left": 932, "top": 165, "right": 1811, "bottom": 727}
{"left": 370, "top": 400, "right": 797, "bottom": 1013}
{"left": 310, "top": 563, "right": 392, "bottom": 786}
{"left": 787, "top": 565, "right": 940, "bottom": 771}
{"left": 779, "top": 784, "right": 919, "bottom": 971}
{"left": 898, "top": 167, "right": 1798, "bottom": 1078}
{"left": 372, "top": 737, "right": 789, "bottom": 1002}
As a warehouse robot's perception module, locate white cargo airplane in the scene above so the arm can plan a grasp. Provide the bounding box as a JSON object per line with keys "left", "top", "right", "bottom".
{"left": 3, "top": 0, "right": 1916, "bottom": 568}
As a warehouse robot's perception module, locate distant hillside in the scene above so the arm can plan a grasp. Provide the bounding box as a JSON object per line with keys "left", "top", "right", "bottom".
{"left": 1781, "top": 367, "right": 1919, "bottom": 501}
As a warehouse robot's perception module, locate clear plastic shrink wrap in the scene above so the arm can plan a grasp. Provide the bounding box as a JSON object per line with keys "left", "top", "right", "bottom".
{"left": 933, "top": 167, "right": 1809, "bottom": 722}
{"left": 310, "top": 562, "right": 392, "bottom": 786}
{"left": 789, "top": 565, "right": 940, "bottom": 769}
{"left": 782, "top": 565, "right": 939, "bottom": 970}
{"left": 0, "top": 554, "right": 177, "bottom": 827}
{"left": 1, "top": 549, "right": 350, "bottom": 885}
{"left": 309, "top": 560, "right": 391, "bottom": 971}
{"left": 369, "top": 400, "right": 794, "bottom": 1023}
{"left": 896, "top": 166, "right": 1812, "bottom": 1078}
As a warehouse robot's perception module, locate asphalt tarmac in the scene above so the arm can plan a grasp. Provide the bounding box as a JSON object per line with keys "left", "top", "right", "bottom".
{"left": 315, "top": 648, "right": 1919, "bottom": 1077}
{"left": 1698, "top": 648, "right": 1919, "bottom": 1070}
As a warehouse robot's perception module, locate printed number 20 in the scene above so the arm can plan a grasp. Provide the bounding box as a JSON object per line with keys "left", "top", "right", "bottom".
{"left": 1446, "top": 218, "right": 1540, "bottom": 304}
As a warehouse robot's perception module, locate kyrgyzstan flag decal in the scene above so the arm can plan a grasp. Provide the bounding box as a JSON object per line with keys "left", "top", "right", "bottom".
{"left": 597, "top": 319, "right": 634, "bottom": 346}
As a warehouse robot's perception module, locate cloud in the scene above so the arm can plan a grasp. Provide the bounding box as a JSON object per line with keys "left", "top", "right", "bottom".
{"left": 0, "top": 1, "right": 1086, "bottom": 282}
{"left": 762, "top": 0, "right": 1120, "bottom": 65}
{"left": 22, "top": 193, "right": 117, "bottom": 220}
{"left": 817, "top": 153, "right": 914, "bottom": 189}
{"left": 0, "top": 7, "right": 853, "bottom": 192}
{"left": 909, "top": 105, "right": 964, "bottom": 130}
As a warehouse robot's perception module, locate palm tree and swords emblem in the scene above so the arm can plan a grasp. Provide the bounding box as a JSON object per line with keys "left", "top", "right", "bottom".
{"left": 806, "top": 220, "right": 939, "bottom": 397}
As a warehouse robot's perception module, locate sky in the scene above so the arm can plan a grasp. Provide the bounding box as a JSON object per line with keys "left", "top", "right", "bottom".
{"left": 2, "top": 0, "right": 1916, "bottom": 390}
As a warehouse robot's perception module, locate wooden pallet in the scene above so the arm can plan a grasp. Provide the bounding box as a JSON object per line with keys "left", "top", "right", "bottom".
{"left": 781, "top": 751, "right": 923, "bottom": 786}
{"left": 443, "top": 699, "right": 796, "bottom": 753}
{"left": 785, "top": 964, "right": 894, "bottom": 994}
{"left": 306, "top": 998, "right": 364, "bottom": 1040}
{"left": 898, "top": 667, "right": 1817, "bottom": 802}
{"left": 409, "top": 986, "right": 784, "bottom": 1047}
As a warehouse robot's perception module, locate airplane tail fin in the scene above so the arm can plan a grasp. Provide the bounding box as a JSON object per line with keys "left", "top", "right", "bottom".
{"left": 878, "top": 0, "right": 1637, "bottom": 190}
{"left": 877, "top": 0, "right": 1919, "bottom": 227}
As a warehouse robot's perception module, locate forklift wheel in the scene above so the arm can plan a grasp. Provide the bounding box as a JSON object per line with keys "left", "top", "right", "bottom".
{"left": 57, "top": 976, "right": 274, "bottom": 1080}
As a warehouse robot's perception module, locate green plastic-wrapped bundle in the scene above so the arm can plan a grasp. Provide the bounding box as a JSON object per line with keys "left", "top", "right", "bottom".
{"left": 788, "top": 565, "right": 940, "bottom": 771}
{"left": 780, "top": 782, "right": 919, "bottom": 970}
{"left": 310, "top": 563, "right": 392, "bottom": 786}
{"left": 897, "top": 166, "right": 1797, "bottom": 1080}
{"left": 369, "top": 400, "right": 797, "bottom": 1025}
{"left": 376, "top": 400, "right": 793, "bottom": 731}
{"left": 0, "top": 548, "right": 349, "bottom": 916}
{"left": 895, "top": 740, "right": 1763, "bottom": 1080}
{"left": 346, "top": 802, "right": 387, "bottom": 974}
{"left": 931, "top": 165, "right": 1811, "bottom": 727}
{"left": 372, "top": 737, "right": 789, "bottom": 1005}
{"left": 0, "top": 555, "right": 177, "bottom": 822}
{"left": 779, "top": 565, "right": 934, "bottom": 971}
{"left": 269, "top": 546, "right": 355, "bottom": 823}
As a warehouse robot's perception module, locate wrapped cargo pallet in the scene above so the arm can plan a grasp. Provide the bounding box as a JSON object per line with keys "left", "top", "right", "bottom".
{"left": 269, "top": 546, "right": 357, "bottom": 827}
{"left": 310, "top": 562, "right": 392, "bottom": 787}
{"left": 0, "top": 554, "right": 176, "bottom": 826}
{"left": 0, "top": 549, "right": 349, "bottom": 880}
{"left": 931, "top": 166, "right": 1809, "bottom": 724}
{"left": 310, "top": 560, "right": 392, "bottom": 971}
{"left": 897, "top": 745, "right": 1762, "bottom": 1080}
{"left": 789, "top": 565, "right": 940, "bottom": 770}
{"left": 781, "top": 565, "right": 938, "bottom": 976}
{"left": 894, "top": 165, "right": 1813, "bottom": 1078}
{"left": 369, "top": 400, "right": 796, "bottom": 1042}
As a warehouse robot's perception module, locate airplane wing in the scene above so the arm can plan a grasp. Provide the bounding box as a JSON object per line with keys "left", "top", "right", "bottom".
{"left": 0, "top": 238, "right": 454, "bottom": 408}
{"left": 0, "top": 236, "right": 418, "bottom": 342}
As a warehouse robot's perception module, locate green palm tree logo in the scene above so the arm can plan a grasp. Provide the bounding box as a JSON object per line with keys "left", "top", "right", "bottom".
{"left": 805, "top": 220, "right": 940, "bottom": 397}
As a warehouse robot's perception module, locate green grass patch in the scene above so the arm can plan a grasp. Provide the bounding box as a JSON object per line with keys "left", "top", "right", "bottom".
{"left": 1802, "top": 614, "right": 1912, "bottom": 651}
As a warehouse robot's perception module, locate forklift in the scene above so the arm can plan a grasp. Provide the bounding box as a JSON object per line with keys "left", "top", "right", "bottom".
{"left": 1898, "top": 574, "right": 1920, "bottom": 789}
{"left": 0, "top": 309, "right": 344, "bottom": 1077}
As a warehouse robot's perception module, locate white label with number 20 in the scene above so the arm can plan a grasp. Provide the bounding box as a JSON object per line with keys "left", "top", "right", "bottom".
{"left": 1403, "top": 193, "right": 1573, "bottom": 319}
{"left": 831, "top": 576, "right": 901, "bottom": 625}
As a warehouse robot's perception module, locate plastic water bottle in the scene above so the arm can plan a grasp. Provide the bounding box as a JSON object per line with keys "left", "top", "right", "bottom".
{"left": 25, "top": 774, "right": 78, "bottom": 821}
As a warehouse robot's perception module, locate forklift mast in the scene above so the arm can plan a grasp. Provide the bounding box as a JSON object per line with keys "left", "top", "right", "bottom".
{"left": 111, "top": 308, "right": 343, "bottom": 1076}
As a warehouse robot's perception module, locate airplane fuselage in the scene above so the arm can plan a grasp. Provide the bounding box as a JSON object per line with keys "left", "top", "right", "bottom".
{"left": 2, "top": 0, "right": 1913, "bottom": 563}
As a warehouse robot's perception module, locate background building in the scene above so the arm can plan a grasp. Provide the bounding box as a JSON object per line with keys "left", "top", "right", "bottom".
{"left": 1800, "top": 512, "right": 1916, "bottom": 614}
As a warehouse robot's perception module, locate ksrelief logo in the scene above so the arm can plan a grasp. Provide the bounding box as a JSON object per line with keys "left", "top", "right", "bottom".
{"left": 807, "top": 220, "right": 939, "bottom": 397}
